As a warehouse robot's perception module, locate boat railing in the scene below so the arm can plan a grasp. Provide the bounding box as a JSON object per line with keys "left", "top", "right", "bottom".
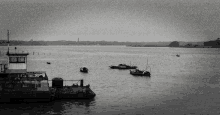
{"left": 47, "top": 79, "right": 88, "bottom": 87}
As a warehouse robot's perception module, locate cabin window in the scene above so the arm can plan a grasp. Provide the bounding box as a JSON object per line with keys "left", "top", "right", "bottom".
{"left": 18, "top": 57, "right": 25, "bottom": 63}
{"left": 9, "top": 57, "right": 25, "bottom": 63}
{"left": 9, "top": 57, "right": 17, "bottom": 63}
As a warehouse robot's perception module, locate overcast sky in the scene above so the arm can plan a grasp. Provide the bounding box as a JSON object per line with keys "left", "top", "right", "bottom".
{"left": 0, "top": 0, "right": 220, "bottom": 42}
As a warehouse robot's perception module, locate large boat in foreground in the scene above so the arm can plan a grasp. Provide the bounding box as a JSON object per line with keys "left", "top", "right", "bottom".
{"left": 0, "top": 30, "right": 96, "bottom": 103}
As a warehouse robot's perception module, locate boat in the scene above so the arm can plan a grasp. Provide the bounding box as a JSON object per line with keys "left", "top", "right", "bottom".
{"left": 109, "top": 64, "right": 137, "bottom": 69}
{"left": 0, "top": 44, "right": 51, "bottom": 102}
{"left": 176, "top": 54, "right": 180, "bottom": 57}
{"left": 80, "top": 67, "right": 88, "bottom": 73}
{"left": 0, "top": 30, "right": 96, "bottom": 103}
{"left": 130, "top": 69, "right": 151, "bottom": 77}
{"left": 50, "top": 78, "right": 95, "bottom": 99}
{"left": 130, "top": 60, "right": 151, "bottom": 77}
{"left": 47, "top": 62, "right": 51, "bottom": 64}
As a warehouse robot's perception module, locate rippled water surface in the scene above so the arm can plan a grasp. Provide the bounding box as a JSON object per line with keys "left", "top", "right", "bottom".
{"left": 0, "top": 46, "right": 220, "bottom": 115}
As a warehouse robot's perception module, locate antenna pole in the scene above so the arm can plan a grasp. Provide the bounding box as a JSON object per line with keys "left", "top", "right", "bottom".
{"left": 7, "top": 30, "right": 10, "bottom": 54}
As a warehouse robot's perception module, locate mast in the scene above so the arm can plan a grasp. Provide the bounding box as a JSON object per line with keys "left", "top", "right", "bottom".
{"left": 7, "top": 30, "right": 10, "bottom": 55}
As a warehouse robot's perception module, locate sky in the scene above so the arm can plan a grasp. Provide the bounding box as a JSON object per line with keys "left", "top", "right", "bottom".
{"left": 0, "top": 0, "right": 220, "bottom": 42}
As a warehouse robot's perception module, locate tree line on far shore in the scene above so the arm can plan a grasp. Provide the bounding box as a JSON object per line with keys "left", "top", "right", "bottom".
{"left": 169, "top": 38, "right": 220, "bottom": 48}
{"left": 0, "top": 38, "right": 219, "bottom": 48}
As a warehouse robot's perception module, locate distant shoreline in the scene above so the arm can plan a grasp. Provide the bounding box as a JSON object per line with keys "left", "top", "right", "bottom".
{"left": 127, "top": 46, "right": 213, "bottom": 48}
{"left": 0, "top": 39, "right": 219, "bottom": 48}
{"left": 0, "top": 45, "right": 215, "bottom": 48}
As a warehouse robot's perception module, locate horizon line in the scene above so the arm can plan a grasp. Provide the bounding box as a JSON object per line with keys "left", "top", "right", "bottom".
{"left": 0, "top": 39, "right": 214, "bottom": 43}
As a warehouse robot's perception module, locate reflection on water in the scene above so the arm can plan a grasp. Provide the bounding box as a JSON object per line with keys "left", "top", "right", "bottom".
{"left": 0, "top": 99, "right": 96, "bottom": 115}
{"left": 48, "top": 99, "right": 96, "bottom": 115}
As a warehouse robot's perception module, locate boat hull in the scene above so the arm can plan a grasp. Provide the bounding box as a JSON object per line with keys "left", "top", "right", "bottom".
{"left": 80, "top": 70, "right": 88, "bottom": 73}
{"left": 55, "top": 93, "right": 95, "bottom": 99}
{"left": 0, "top": 90, "right": 51, "bottom": 103}
{"left": 130, "top": 70, "right": 151, "bottom": 77}
{"left": 109, "top": 66, "right": 137, "bottom": 69}
{"left": 130, "top": 73, "right": 151, "bottom": 76}
{"left": 50, "top": 86, "right": 96, "bottom": 100}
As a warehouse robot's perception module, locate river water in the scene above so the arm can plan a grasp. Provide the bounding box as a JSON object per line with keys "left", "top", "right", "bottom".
{"left": 0, "top": 46, "right": 220, "bottom": 115}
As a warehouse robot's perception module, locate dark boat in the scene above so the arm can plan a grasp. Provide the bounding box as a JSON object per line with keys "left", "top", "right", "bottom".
{"left": 130, "top": 69, "right": 151, "bottom": 77}
{"left": 50, "top": 78, "right": 95, "bottom": 99}
{"left": 176, "top": 54, "right": 180, "bottom": 57}
{"left": 47, "top": 62, "right": 51, "bottom": 64}
{"left": 0, "top": 30, "right": 96, "bottom": 103}
{"left": 109, "top": 64, "right": 137, "bottom": 69}
{"left": 80, "top": 67, "right": 88, "bottom": 73}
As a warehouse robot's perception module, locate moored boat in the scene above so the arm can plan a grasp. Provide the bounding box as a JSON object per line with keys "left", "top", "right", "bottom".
{"left": 50, "top": 78, "right": 95, "bottom": 99}
{"left": 130, "top": 69, "right": 151, "bottom": 77}
{"left": 80, "top": 67, "right": 88, "bottom": 73}
{"left": 109, "top": 64, "right": 137, "bottom": 69}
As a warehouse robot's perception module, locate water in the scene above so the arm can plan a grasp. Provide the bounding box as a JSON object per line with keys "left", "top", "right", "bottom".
{"left": 0, "top": 46, "right": 220, "bottom": 115}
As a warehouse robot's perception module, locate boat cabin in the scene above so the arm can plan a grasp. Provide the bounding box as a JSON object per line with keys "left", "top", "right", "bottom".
{"left": 5, "top": 52, "right": 29, "bottom": 73}
{"left": 0, "top": 52, "right": 49, "bottom": 91}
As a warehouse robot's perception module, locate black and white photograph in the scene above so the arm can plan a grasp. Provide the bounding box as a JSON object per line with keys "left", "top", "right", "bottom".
{"left": 0, "top": 0, "right": 220, "bottom": 115}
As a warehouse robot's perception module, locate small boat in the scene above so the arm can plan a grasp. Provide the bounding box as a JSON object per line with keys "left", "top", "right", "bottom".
{"left": 80, "top": 67, "right": 88, "bottom": 73}
{"left": 109, "top": 64, "right": 137, "bottom": 70}
{"left": 130, "top": 69, "right": 151, "bottom": 77}
{"left": 176, "top": 54, "right": 180, "bottom": 57}
{"left": 47, "top": 62, "right": 51, "bottom": 64}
